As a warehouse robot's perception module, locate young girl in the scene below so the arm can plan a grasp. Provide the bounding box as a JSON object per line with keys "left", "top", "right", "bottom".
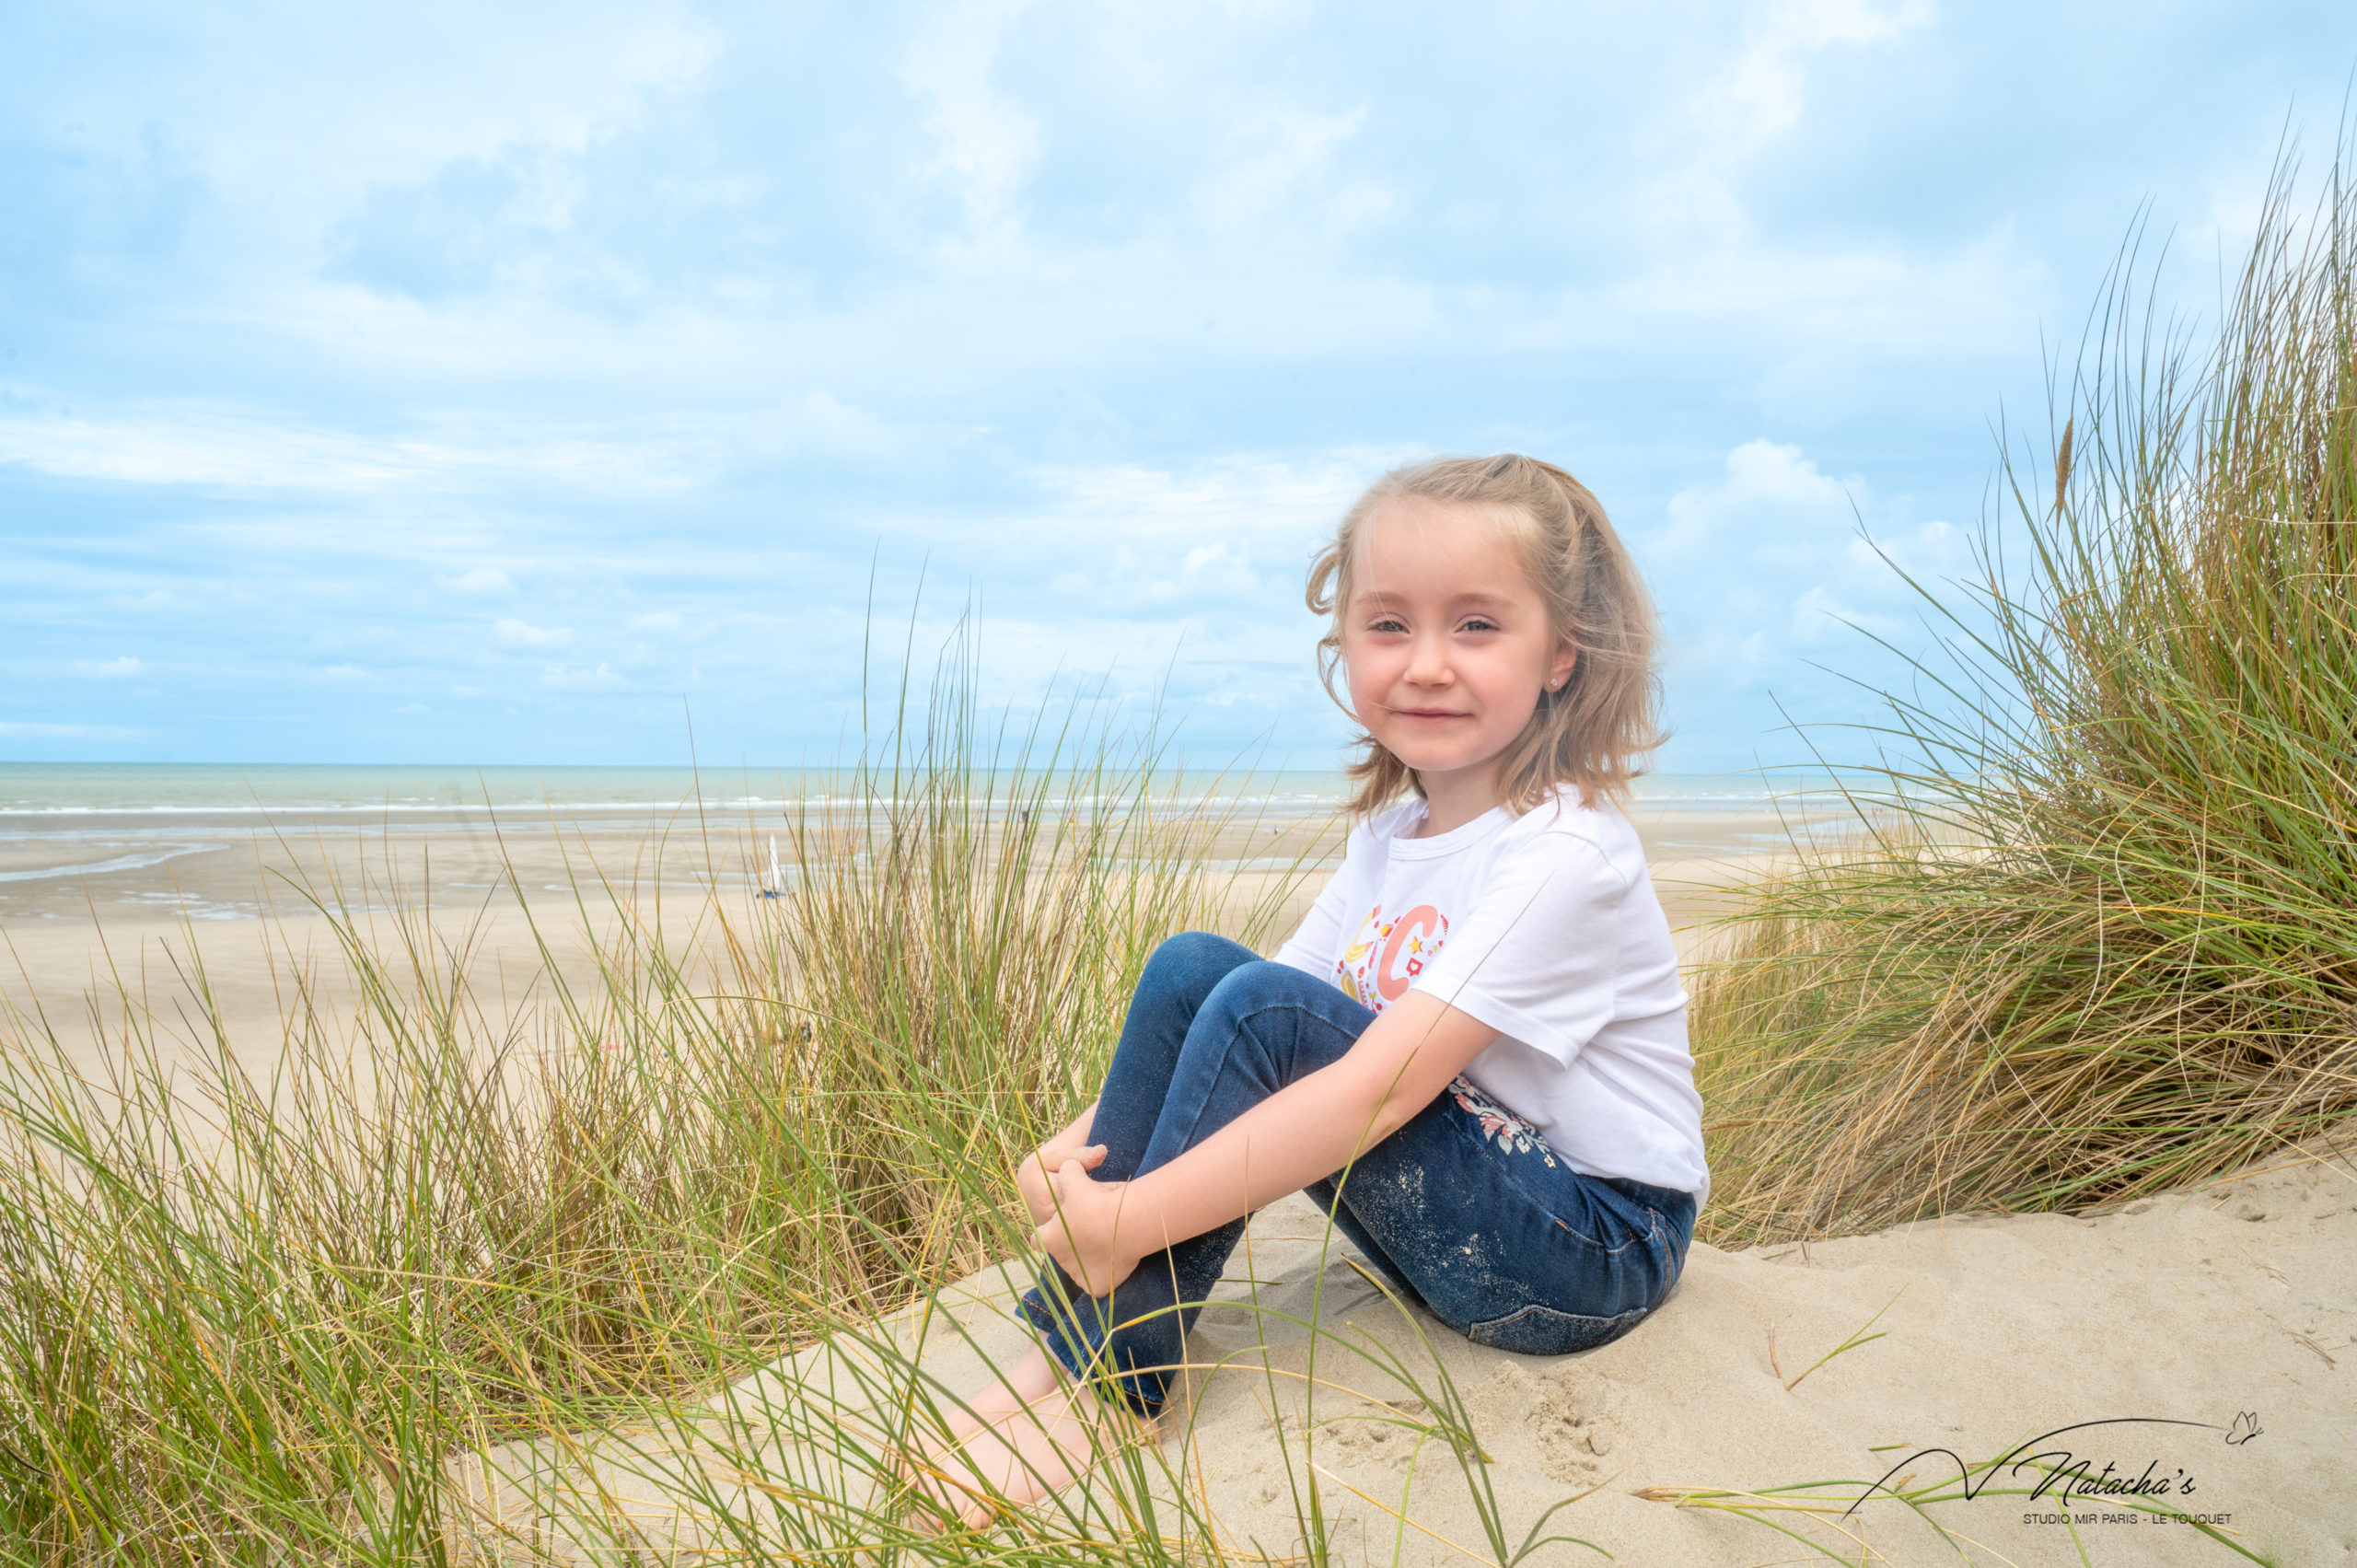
{"left": 916, "top": 454, "right": 1708, "bottom": 1523}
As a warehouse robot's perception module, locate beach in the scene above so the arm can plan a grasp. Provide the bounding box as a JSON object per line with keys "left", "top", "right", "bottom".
{"left": 0, "top": 766, "right": 1808, "bottom": 1093}
{"left": 12, "top": 764, "right": 2343, "bottom": 1566}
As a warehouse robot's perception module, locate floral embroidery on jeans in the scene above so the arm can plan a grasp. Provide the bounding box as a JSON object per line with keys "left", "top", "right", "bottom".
{"left": 1448, "top": 1075, "right": 1557, "bottom": 1167}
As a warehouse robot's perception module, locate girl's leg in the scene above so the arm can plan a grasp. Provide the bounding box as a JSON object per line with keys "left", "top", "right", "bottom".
{"left": 929, "top": 935, "right": 1690, "bottom": 1521}
{"left": 1312, "top": 1076, "right": 1695, "bottom": 1353}
{"left": 1019, "top": 949, "right": 1387, "bottom": 1415}
{"left": 911, "top": 932, "right": 1264, "bottom": 1523}
{"left": 1077, "top": 932, "right": 1265, "bottom": 1184}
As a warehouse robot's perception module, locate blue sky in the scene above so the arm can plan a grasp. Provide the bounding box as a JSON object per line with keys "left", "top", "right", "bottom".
{"left": 4, "top": 1, "right": 2352, "bottom": 773}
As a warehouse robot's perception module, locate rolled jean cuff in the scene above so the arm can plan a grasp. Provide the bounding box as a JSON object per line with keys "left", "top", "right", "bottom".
{"left": 1016, "top": 1277, "right": 1169, "bottom": 1418}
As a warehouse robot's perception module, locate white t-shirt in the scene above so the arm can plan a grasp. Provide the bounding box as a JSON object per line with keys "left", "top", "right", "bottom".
{"left": 1273, "top": 786, "right": 1710, "bottom": 1202}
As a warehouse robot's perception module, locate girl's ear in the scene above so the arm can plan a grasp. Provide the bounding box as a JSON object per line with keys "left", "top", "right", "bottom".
{"left": 1548, "top": 639, "right": 1578, "bottom": 693}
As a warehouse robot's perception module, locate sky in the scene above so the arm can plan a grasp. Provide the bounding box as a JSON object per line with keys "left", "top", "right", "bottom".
{"left": 4, "top": 0, "right": 2354, "bottom": 775}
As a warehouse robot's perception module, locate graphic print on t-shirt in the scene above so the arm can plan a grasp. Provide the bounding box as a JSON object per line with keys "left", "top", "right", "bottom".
{"left": 1335, "top": 902, "right": 1449, "bottom": 1009}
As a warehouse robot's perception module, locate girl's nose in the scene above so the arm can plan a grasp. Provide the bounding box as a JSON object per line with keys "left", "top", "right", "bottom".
{"left": 1405, "top": 632, "right": 1451, "bottom": 684}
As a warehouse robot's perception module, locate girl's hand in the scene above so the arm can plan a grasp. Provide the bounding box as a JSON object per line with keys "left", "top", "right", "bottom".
{"left": 1033, "top": 1158, "right": 1142, "bottom": 1297}
{"left": 1017, "top": 1134, "right": 1107, "bottom": 1227}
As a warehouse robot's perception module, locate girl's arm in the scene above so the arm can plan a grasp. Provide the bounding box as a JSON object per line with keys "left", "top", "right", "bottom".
{"left": 1034, "top": 993, "right": 1496, "bottom": 1294}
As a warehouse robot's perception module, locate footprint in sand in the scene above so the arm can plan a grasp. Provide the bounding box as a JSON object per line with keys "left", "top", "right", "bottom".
{"left": 1317, "top": 1398, "right": 1432, "bottom": 1475}
{"left": 1480, "top": 1363, "right": 1616, "bottom": 1484}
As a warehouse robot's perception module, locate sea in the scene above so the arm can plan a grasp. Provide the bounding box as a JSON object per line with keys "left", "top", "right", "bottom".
{"left": 0, "top": 762, "right": 1854, "bottom": 818}
{"left": 0, "top": 763, "right": 1858, "bottom": 914}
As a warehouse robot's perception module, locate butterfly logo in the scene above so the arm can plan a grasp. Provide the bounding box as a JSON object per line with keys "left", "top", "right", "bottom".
{"left": 2224, "top": 1411, "right": 2261, "bottom": 1446}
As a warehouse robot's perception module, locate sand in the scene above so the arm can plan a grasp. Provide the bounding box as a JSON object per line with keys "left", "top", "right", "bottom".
{"left": 0, "top": 808, "right": 795, "bottom": 1086}
{"left": 0, "top": 800, "right": 1771, "bottom": 1093}
{"left": 446, "top": 1134, "right": 2354, "bottom": 1564}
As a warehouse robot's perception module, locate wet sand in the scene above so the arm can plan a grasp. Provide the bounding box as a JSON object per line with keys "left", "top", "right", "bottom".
{"left": 0, "top": 800, "right": 1794, "bottom": 1089}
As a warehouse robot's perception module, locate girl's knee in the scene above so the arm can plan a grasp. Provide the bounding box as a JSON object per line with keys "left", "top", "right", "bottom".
{"left": 1150, "top": 930, "right": 1233, "bottom": 965}
{"left": 1201, "top": 958, "right": 1299, "bottom": 1011}
{"left": 1141, "top": 931, "right": 1260, "bottom": 1003}
{"left": 1197, "top": 959, "right": 1360, "bottom": 1040}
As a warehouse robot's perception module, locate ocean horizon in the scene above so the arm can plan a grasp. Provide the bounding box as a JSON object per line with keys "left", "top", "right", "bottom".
{"left": 0, "top": 761, "right": 1854, "bottom": 821}
{"left": 0, "top": 762, "right": 1865, "bottom": 910}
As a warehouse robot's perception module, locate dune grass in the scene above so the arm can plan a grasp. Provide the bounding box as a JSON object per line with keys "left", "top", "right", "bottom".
{"left": 1690, "top": 149, "right": 2357, "bottom": 1247}
{"left": 0, "top": 647, "right": 1335, "bottom": 1563}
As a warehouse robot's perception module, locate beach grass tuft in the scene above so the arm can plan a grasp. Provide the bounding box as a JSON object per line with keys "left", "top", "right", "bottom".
{"left": 1690, "top": 148, "right": 2357, "bottom": 1247}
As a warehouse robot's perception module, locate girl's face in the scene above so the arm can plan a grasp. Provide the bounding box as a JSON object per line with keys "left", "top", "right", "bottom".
{"left": 1342, "top": 496, "right": 1576, "bottom": 806}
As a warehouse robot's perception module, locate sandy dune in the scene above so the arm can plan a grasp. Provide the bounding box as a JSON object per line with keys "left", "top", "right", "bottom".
{"left": 445, "top": 1132, "right": 2352, "bottom": 1565}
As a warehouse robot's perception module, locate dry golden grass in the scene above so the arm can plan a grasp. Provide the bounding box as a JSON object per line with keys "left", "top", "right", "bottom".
{"left": 1693, "top": 151, "right": 2357, "bottom": 1247}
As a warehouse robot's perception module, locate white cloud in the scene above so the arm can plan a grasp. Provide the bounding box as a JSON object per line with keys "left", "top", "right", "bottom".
{"left": 540, "top": 662, "right": 625, "bottom": 691}
{"left": 69, "top": 5, "right": 721, "bottom": 222}
{"left": 318, "top": 663, "right": 370, "bottom": 680}
{"left": 1782, "top": 518, "right": 1963, "bottom": 644}
{"left": 0, "top": 720, "right": 143, "bottom": 738}
{"left": 1620, "top": 433, "right": 1986, "bottom": 768}
{"left": 0, "top": 409, "right": 408, "bottom": 490}
{"left": 760, "top": 392, "right": 900, "bottom": 460}
{"left": 1657, "top": 439, "right": 1853, "bottom": 561}
{"left": 1647, "top": 438, "right": 1969, "bottom": 689}
{"left": 494, "top": 618, "right": 574, "bottom": 647}
{"left": 74, "top": 656, "right": 145, "bottom": 678}
{"left": 1653, "top": 0, "right": 1938, "bottom": 250}
{"left": 1714, "top": 0, "right": 1934, "bottom": 145}
{"left": 1196, "top": 107, "right": 1376, "bottom": 232}
{"left": 627, "top": 610, "right": 681, "bottom": 631}
{"left": 443, "top": 566, "right": 515, "bottom": 595}
{"left": 1033, "top": 453, "right": 1377, "bottom": 542}
{"left": 903, "top": 0, "right": 1041, "bottom": 230}
{"left": 0, "top": 402, "right": 693, "bottom": 494}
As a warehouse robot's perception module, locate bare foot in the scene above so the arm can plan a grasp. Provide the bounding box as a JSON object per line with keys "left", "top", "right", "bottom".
{"left": 903, "top": 1345, "right": 1151, "bottom": 1528}
{"left": 904, "top": 1343, "right": 1061, "bottom": 1469}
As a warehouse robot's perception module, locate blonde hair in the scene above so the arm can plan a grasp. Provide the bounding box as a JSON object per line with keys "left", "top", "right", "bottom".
{"left": 1305, "top": 453, "right": 1664, "bottom": 819}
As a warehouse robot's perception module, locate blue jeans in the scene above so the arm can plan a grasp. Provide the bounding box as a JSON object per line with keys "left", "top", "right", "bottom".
{"left": 1017, "top": 932, "right": 1696, "bottom": 1416}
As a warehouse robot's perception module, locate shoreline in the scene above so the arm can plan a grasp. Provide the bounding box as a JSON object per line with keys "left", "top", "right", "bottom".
{"left": 0, "top": 806, "right": 1789, "bottom": 1093}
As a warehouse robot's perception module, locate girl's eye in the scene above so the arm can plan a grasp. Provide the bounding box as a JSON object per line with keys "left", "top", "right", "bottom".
{"left": 1460, "top": 617, "right": 1498, "bottom": 633}
{"left": 1366, "top": 615, "right": 1408, "bottom": 633}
